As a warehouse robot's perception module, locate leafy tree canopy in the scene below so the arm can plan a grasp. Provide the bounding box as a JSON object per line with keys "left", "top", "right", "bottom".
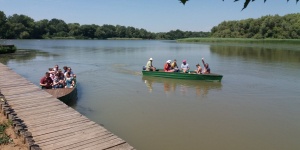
{"left": 179, "top": 0, "right": 299, "bottom": 10}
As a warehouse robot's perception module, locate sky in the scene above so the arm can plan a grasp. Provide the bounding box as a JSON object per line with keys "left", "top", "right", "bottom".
{"left": 0, "top": 0, "right": 299, "bottom": 32}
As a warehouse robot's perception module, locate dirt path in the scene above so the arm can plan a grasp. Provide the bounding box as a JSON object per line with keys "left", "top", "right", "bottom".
{"left": 0, "top": 114, "right": 27, "bottom": 150}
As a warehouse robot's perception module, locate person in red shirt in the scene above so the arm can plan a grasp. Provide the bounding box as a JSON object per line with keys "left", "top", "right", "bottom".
{"left": 40, "top": 72, "right": 53, "bottom": 89}
{"left": 164, "top": 60, "right": 175, "bottom": 72}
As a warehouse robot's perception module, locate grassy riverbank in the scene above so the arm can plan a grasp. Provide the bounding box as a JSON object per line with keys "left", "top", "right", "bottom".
{"left": 107, "top": 38, "right": 143, "bottom": 40}
{"left": 177, "top": 38, "right": 300, "bottom": 44}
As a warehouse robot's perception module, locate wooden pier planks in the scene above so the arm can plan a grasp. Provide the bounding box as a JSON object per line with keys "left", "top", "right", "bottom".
{"left": 0, "top": 63, "right": 134, "bottom": 150}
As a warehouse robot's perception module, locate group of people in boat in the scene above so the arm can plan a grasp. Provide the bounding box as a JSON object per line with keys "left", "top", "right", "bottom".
{"left": 145, "top": 57, "right": 210, "bottom": 74}
{"left": 40, "top": 65, "right": 76, "bottom": 89}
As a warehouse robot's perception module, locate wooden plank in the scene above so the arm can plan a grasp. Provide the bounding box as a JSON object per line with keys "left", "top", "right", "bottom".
{"left": 16, "top": 108, "right": 78, "bottom": 121}
{"left": 42, "top": 132, "right": 115, "bottom": 150}
{"left": 6, "top": 94, "right": 54, "bottom": 102}
{"left": 28, "top": 118, "right": 91, "bottom": 132}
{"left": 8, "top": 99, "right": 63, "bottom": 110}
{"left": 4, "top": 91, "right": 52, "bottom": 98}
{"left": 12, "top": 106, "right": 68, "bottom": 118}
{"left": 1, "top": 87, "right": 40, "bottom": 94}
{"left": 37, "top": 128, "right": 109, "bottom": 147}
{"left": 11, "top": 107, "right": 72, "bottom": 121}
{"left": 24, "top": 114, "right": 88, "bottom": 127}
{"left": 106, "top": 143, "right": 134, "bottom": 150}
{"left": 1, "top": 83, "right": 38, "bottom": 89}
{"left": 15, "top": 108, "right": 78, "bottom": 121}
{"left": 75, "top": 137, "right": 125, "bottom": 150}
{"left": 1, "top": 84, "right": 39, "bottom": 90}
{"left": 7, "top": 99, "right": 60, "bottom": 109}
{"left": 34, "top": 124, "right": 102, "bottom": 142}
{"left": 30, "top": 121, "right": 97, "bottom": 137}
{"left": 11, "top": 102, "right": 68, "bottom": 113}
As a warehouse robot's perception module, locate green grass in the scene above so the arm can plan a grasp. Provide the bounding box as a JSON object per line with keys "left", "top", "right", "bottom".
{"left": 177, "top": 38, "right": 300, "bottom": 44}
{"left": 0, "top": 118, "right": 12, "bottom": 144}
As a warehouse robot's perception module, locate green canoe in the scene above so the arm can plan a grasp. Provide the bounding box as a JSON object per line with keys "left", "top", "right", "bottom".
{"left": 142, "top": 69, "right": 223, "bottom": 81}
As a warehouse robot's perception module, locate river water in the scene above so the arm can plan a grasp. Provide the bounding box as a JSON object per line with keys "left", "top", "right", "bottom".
{"left": 1, "top": 40, "right": 300, "bottom": 150}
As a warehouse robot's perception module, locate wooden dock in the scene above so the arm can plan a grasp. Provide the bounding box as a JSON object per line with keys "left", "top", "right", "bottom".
{"left": 0, "top": 63, "right": 134, "bottom": 150}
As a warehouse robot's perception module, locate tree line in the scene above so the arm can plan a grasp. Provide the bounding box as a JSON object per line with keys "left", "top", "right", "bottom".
{"left": 0, "top": 11, "right": 209, "bottom": 40}
{"left": 210, "top": 13, "right": 300, "bottom": 39}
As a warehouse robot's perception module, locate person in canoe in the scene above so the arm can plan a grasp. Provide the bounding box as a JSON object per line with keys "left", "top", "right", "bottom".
{"left": 65, "top": 72, "right": 75, "bottom": 88}
{"left": 181, "top": 59, "right": 190, "bottom": 73}
{"left": 40, "top": 72, "right": 53, "bottom": 89}
{"left": 64, "top": 67, "right": 76, "bottom": 78}
{"left": 171, "top": 59, "right": 179, "bottom": 72}
{"left": 53, "top": 73, "right": 64, "bottom": 89}
{"left": 194, "top": 63, "right": 202, "bottom": 74}
{"left": 145, "top": 57, "right": 156, "bottom": 71}
{"left": 164, "top": 60, "right": 175, "bottom": 72}
{"left": 202, "top": 58, "right": 210, "bottom": 74}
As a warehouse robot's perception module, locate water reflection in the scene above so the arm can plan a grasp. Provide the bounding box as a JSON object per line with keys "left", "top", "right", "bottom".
{"left": 142, "top": 76, "right": 222, "bottom": 96}
{"left": 0, "top": 49, "right": 56, "bottom": 65}
{"left": 210, "top": 45, "right": 300, "bottom": 63}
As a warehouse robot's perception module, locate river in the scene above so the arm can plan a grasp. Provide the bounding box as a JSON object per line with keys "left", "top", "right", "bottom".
{"left": 1, "top": 40, "right": 300, "bottom": 150}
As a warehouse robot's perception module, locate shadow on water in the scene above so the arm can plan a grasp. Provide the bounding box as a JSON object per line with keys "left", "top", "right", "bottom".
{"left": 63, "top": 87, "right": 78, "bottom": 107}
{"left": 0, "top": 49, "right": 58, "bottom": 65}
{"left": 142, "top": 76, "right": 222, "bottom": 97}
{"left": 210, "top": 45, "right": 300, "bottom": 63}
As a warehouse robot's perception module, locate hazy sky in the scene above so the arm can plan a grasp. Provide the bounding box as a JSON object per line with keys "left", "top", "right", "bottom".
{"left": 0, "top": 0, "right": 299, "bottom": 32}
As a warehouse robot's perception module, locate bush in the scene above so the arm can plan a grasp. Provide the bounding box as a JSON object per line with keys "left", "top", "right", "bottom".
{"left": 0, "top": 45, "right": 17, "bottom": 54}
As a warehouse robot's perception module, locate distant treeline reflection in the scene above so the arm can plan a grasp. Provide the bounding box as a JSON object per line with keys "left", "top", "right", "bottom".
{"left": 210, "top": 45, "right": 300, "bottom": 63}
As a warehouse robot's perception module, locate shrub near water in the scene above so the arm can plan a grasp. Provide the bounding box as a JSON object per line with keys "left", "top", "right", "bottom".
{"left": 0, "top": 46, "right": 17, "bottom": 54}
{"left": 0, "top": 120, "right": 11, "bottom": 144}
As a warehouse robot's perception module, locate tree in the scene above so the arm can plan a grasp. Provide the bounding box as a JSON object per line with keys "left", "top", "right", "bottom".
{"left": 0, "top": 11, "right": 7, "bottom": 38}
{"left": 179, "top": 0, "right": 299, "bottom": 10}
{"left": 48, "top": 18, "right": 69, "bottom": 37}
{"left": 32, "top": 19, "right": 49, "bottom": 39}
{"left": 68, "top": 23, "right": 82, "bottom": 38}
{"left": 5, "top": 14, "right": 35, "bottom": 39}
{"left": 80, "top": 24, "right": 98, "bottom": 39}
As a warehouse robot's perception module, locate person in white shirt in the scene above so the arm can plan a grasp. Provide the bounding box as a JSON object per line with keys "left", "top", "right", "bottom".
{"left": 180, "top": 59, "right": 190, "bottom": 73}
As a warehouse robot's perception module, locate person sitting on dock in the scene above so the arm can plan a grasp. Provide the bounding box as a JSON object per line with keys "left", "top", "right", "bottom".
{"left": 195, "top": 63, "right": 202, "bottom": 74}
{"left": 145, "top": 58, "right": 156, "bottom": 71}
{"left": 164, "top": 60, "right": 175, "bottom": 72}
{"left": 40, "top": 72, "right": 53, "bottom": 89}
{"left": 202, "top": 58, "right": 210, "bottom": 74}
{"left": 181, "top": 60, "right": 190, "bottom": 73}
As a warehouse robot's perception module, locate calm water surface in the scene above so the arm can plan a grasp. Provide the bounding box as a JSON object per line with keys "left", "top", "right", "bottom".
{"left": 1, "top": 40, "right": 300, "bottom": 150}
